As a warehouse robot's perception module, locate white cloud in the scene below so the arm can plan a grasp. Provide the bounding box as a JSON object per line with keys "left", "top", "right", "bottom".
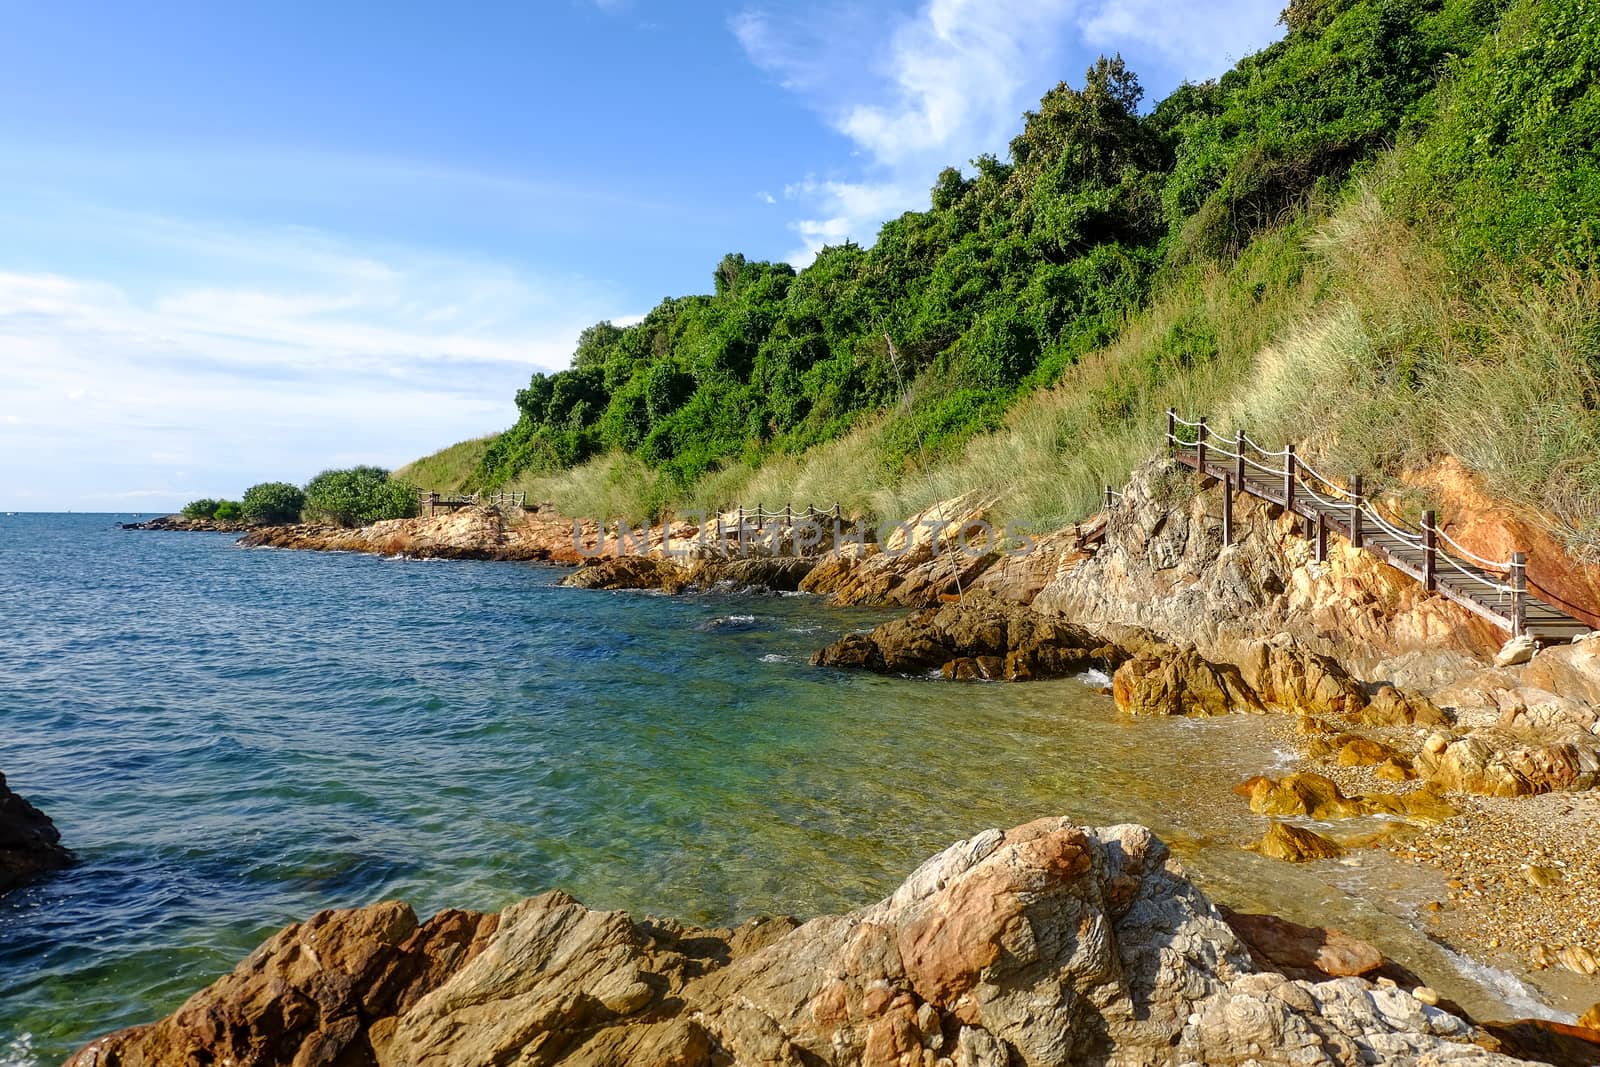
{"left": 1077, "top": 0, "right": 1283, "bottom": 80}
{"left": 756, "top": 190, "right": 778, "bottom": 205}
{"left": 0, "top": 216, "right": 632, "bottom": 511}
{"left": 734, "top": 0, "right": 1283, "bottom": 264}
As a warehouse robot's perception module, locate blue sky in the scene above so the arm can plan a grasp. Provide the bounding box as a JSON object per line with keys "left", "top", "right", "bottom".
{"left": 0, "top": 0, "right": 1282, "bottom": 512}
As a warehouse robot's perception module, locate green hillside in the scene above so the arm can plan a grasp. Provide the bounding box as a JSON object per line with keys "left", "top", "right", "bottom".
{"left": 411, "top": 0, "right": 1598, "bottom": 554}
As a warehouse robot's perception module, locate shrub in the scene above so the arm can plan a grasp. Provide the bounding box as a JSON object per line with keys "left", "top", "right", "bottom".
{"left": 212, "top": 501, "right": 243, "bottom": 521}
{"left": 302, "top": 467, "right": 418, "bottom": 527}
{"left": 241, "top": 481, "right": 306, "bottom": 524}
{"left": 181, "top": 498, "right": 220, "bottom": 519}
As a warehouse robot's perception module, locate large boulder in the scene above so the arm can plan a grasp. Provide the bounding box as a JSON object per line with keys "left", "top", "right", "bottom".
{"left": 0, "top": 772, "right": 72, "bottom": 894}
{"left": 1113, "top": 647, "right": 1265, "bottom": 716}
{"left": 1416, "top": 731, "right": 1600, "bottom": 797}
{"left": 69, "top": 821, "right": 1534, "bottom": 1067}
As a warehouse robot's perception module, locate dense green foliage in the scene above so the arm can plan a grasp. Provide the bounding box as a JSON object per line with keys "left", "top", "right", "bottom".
{"left": 436, "top": 0, "right": 1597, "bottom": 546}
{"left": 302, "top": 467, "right": 418, "bottom": 527}
{"left": 241, "top": 481, "right": 306, "bottom": 524}
{"left": 181, "top": 498, "right": 241, "bottom": 521}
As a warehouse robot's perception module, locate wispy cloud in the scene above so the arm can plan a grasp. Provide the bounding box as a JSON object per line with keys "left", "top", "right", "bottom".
{"left": 734, "top": 0, "right": 1282, "bottom": 264}
{"left": 0, "top": 215, "right": 628, "bottom": 510}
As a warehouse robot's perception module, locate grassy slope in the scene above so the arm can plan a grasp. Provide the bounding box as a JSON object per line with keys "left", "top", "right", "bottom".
{"left": 392, "top": 434, "right": 500, "bottom": 494}
{"left": 402, "top": 0, "right": 1599, "bottom": 553}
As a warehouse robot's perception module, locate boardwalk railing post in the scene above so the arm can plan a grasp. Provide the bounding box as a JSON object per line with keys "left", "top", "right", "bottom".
{"left": 1222, "top": 476, "right": 1233, "bottom": 547}
{"left": 1235, "top": 428, "right": 1246, "bottom": 485}
{"left": 1422, "top": 510, "right": 1437, "bottom": 591}
{"left": 1284, "top": 444, "right": 1297, "bottom": 512}
{"left": 1350, "top": 475, "right": 1364, "bottom": 549}
{"left": 1511, "top": 552, "right": 1528, "bottom": 637}
{"left": 1166, "top": 408, "right": 1176, "bottom": 453}
{"left": 1104, "top": 485, "right": 1113, "bottom": 510}
{"left": 1196, "top": 416, "right": 1209, "bottom": 475}
{"left": 1315, "top": 515, "right": 1328, "bottom": 562}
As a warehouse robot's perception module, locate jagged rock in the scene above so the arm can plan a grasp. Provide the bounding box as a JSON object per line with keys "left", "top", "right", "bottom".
{"left": 810, "top": 596, "right": 1121, "bottom": 681}
{"left": 1113, "top": 647, "right": 1265, "bottom": 716}
{"left": 563, "top": 556, "right": 693, "bottom": 592}
{"left": 1579, "top": 1003, "right": 1600, "bottom": 1030}
{"left": 68, "top": 901, "right": 501, "bottom": 1067}
{"left": 1416, "top": 731, "right": 1600, "bottom": 796}
{"left": 1233, "top": 772, "right": 1456, "bottom": 823}
{"left": 1250, "top": 821, "right": 1345, "bottom": 862}
{"left": 1243, "top": 640, "right": 1370, "bottom": 716}
{"left": 68, "top": 820, "right": 1529, "bottom": 1067}
{"left": 0, "top": 772, "right": 72, "bottom": 894}
{"left": 1032, "top": 459, "right": 1504, "bottom": 689}
{"left": 1360, "top": 686, "right": 1451, "bottom": 727}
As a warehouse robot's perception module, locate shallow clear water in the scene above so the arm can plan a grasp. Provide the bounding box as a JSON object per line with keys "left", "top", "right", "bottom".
{"left": 0, "top": 514, "right": 1548, "bottom": 1063}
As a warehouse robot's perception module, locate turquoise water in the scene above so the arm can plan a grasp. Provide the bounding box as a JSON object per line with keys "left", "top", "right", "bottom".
{"left": 0, "top": 514, "right": 1544, "bottom": 1063}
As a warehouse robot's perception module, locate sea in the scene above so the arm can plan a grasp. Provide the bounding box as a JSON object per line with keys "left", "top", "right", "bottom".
{"left": 0, "top": 513, "right": 1559, "bottom": 1063}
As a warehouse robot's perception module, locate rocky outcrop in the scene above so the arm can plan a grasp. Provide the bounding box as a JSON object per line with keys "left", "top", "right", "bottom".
{"left": 122, "top": 514, "right": 253, "bottom": 532}
{"left": 68, "top": 820, "right": 1532, "bottom": 1067}
{"left": 1112, "top": 647, "right": 1264, "bottom": 716}
{"left": 240, "top": 507, "right": 609, "bottom": 564}
{"left": 811, "top": 595, "right": 1126, "bottom": 680}
{"left": 1415, "top": 731, "right": 1600, "bottom": 797}
{"left": 1234, "top": 772, "right": 1457, "bottom": 824}
{"left": 0, "top": 772, "right": 72, "bottom": 894}
{"left": 1031, "top": 459, "right": 1500, "bottom": 688}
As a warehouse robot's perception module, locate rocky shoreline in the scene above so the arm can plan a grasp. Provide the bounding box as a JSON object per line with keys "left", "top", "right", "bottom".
{"left": 62, "top": 818, "right": 1600, "bottom": 1066}
{"left": 71, "top": 454, "right": 1600, "bottom": 1060}
{"left": 120, "top": 513, "right": 254, "bottom": 532}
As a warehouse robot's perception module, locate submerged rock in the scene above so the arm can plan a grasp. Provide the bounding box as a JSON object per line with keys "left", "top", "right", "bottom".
{"left": 1249, "top": 821, "right": 1345, "bottom": 862}
{"left": 0, "top": 772, "right": 72, "bottom": 894}
{"left": 65, "top": 819, "right": 1534, "bottom": 1067}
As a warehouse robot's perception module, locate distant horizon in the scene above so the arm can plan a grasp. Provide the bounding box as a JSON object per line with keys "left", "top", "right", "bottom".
{"left": 0, "top": 1, "right": 1284, "bottom": 512}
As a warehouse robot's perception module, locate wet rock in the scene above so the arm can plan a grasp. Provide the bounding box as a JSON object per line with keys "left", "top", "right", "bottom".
{"left": 563, "top": 556, "right": 692, "bottom": 592}
{"left": 1236, "top": 772, "right": 1369, "bottom": 820}
{"left": 1113, "top": 646, "right": 1265, "bottom": 716}
{"left": 1249, "top": 821, "right": 1345, "bottom": 862}
{"left": 0, "top": 772, "right": 72, "bottom": 895}
{"left": 1234, "top": 772, "right": 1456, "bottom": 824}
{"left": 811, "top": 596, "right": 1121, "bottom": 681}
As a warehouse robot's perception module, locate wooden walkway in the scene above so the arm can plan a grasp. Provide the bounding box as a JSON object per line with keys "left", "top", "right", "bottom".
{"left": 418, "top": 490, "right": 525, "bottom": 516}
{"left": 1152, "top": 412, "right": 1588, "bottom": 642}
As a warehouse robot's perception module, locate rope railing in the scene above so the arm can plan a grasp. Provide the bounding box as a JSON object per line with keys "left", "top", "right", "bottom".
{"left": 1163, "top": 408, "right": 1536, "bottom": 635}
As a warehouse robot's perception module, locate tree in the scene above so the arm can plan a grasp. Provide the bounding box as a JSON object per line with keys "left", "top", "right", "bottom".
{"left": 302, "top": 467, "right": 418, "bottom": 527}
{"left": 241, "top": 481, "right": 306, "bottom": 524}
{"left": 181, "top": 498, "right": 220, "bottom": 519}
